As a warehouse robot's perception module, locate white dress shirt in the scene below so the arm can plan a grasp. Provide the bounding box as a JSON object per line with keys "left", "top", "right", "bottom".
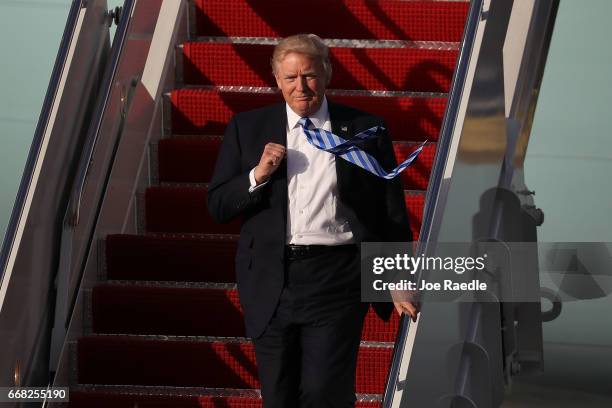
{"left": 249, "top": 97, "right": 354, "bottom": 245}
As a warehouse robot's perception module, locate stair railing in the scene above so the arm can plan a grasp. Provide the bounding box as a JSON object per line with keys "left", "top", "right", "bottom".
{"left": 0, "top": 0, "right": 84, "bottom": 314}
{"left": 0, "top": 0, "right": 113, "bottom": 391}
{"left": 383, "top": 0, "right": 560, "bottom": 406}
{"left": 48, "top": 0, "right": 189, "bottom": 395}
{"left": 383, "top": 0, "right": 485, "bottom": 405}
{"left": 49, "top": 0, "right": 137, "bottom": 376}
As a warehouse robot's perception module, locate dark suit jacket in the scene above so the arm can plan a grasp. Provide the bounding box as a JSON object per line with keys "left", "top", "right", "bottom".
{"left": 208, "top": 99, "right": 412, "bottom": 338}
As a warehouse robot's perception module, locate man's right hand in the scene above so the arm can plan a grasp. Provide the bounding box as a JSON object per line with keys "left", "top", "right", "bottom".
{"left": 254, "top": 143, "right": 286, "bottom": 184}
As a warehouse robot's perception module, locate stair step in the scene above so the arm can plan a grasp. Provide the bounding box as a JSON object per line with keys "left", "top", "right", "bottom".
{"left": 69, "top": 385, "right": 382, "bottom": 407}
{"left": 145, "top": 186, "right": 241, "bottom": 234}
{"left": 406, "top": 190, "right": 426, "bottom": 241}
{"left": 91, "top": 283, "right": 400, "bottom": 342}
{"left": 169, "top": 88, "right": 446, "bottom": 142}
{"left": 69, "top": 391, "right": 267, "bottom": 408}
{"left": 194, "top": 0, "right": 469, "bottom": 42}
{"left": 194, "top": 36, "right": 461, "bottom": 51}
{"left": 105, "top": 233, "right": 237, "bottom": 282}
{"left": 158, "top": 136, "right": 221, "bottom": 184}
{"left": 144, "top": 184, "right": 424, "bottom": 238}
{"left": 91, "top": 284, "right": 245, "bottom": 337}
{"left": 192, "top": 36, "right": 461, "bottom": 50}
{"left": 76, "top": 335, "right": 393, "bottom": 394}
{"left": 159, "top": 137, "right": 435, "bottom": 190}
{"left": 182, "top": 42, "right": 458, "bottom": 92}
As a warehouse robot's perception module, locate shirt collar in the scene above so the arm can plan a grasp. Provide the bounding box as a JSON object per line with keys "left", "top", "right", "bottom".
{"left": 286, "top": 96, "right": 329, "bottom": 130}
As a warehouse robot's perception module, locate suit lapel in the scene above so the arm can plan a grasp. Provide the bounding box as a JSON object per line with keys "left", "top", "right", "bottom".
{"left": 268, "top": 102, "right": 288, "bottom": 147}
{"left": 329, "top": 101, "right": 355, "bottom": 197}
{"left": 268, "top": 103, "right": 288, "bottom": 233}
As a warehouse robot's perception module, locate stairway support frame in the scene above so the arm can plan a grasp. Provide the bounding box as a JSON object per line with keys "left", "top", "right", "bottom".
{"left": 49, "top": 0, "right": 191, "bottom": 396}
{"left": 384, "top": 0, "right": 560, "bottom": 407}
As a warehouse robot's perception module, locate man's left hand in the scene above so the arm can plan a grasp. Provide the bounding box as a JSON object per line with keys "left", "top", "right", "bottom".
{"left": 391, "top": 290, "right": 420, "bottom": 322}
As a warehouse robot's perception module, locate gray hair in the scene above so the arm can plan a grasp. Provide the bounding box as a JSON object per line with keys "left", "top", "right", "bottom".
{"left": 271, "top": 34, "right": 332, "bottom": 84}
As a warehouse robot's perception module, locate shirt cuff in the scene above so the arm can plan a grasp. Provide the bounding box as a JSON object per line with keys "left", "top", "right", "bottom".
{"left": 248, "top": 167, "right": 268, "bottom": 193}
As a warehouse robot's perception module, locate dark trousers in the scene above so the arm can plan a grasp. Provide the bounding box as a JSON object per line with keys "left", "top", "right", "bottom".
{"left": 252, "top": 245, "right": 369, "bottom": 408}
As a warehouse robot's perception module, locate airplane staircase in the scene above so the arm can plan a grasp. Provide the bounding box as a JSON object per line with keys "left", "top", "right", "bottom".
{"left": 62, "top": 1, "right": 470, "bottom": 406}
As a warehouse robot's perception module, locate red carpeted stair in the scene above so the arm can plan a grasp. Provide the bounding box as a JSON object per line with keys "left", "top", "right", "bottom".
{"left": 68, "top": 0, "right": 468, "bottom": 406}
{"left": 194, "top": 0, "right": 467, "bottom": 41}
{"left": 170, "top": 89, "right": 446, "bottom": 141}
{"left": 182, "top": 43, "right": 458, "bottom": 92}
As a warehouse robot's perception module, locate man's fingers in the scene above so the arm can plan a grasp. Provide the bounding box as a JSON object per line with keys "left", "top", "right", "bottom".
{"left": 404, "top": 303, "right": 418, "bottom": 322}
{"left": 395, "top": 301, "right": 419, "bottom": 322}
{"left": 265, "top": 148, "right": 286, "bottom": 157}
{"left": 266, "top": 153, "right": 282, "bottom": 166}
{"left": 266, "top": 142, "right": 285, "bottom": 150}
{"left": 264, "top": 144, "right": 286, "bottom": 155}
{"left": 256, "top": 143, "right": 287, "bottom": 182}
{"left": 254, "top": 144, "right": 287, "bottom": 183}
{"left": 263, "top": 144, "right": 286, "bottom": 167}
{"left": 394, "top": 303, "right": 403, "bottom": 316}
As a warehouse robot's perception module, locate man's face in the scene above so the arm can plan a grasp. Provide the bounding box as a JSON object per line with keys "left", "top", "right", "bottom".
{"left": 275, "top": 52, "right": 327, "bottom": 117}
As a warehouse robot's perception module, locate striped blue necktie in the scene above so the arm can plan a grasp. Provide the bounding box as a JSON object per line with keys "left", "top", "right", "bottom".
{"left": 297, "top": 117, "right": 426, "bottom": 179}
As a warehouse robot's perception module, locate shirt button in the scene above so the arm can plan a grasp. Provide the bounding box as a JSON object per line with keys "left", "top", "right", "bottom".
{"left": 297, "top": 234, "right": 303, "bottom": 238}
{"left": 299, "top": 210, "right": 304, "bottom": 214}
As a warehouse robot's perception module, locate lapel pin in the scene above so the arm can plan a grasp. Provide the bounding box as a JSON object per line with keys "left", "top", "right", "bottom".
{"left": 341, "top": 126, "right": 348, "bottom": 132}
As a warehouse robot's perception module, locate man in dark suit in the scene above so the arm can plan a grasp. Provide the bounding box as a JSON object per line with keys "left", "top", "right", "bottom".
{"left": 208, "top": 34, "right": 418, "bottom": 408}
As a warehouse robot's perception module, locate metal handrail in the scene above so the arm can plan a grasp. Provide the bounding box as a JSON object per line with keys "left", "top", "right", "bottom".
{"left": 67, "top": 0, "right": 135, "bottom": 228}
{"left": 53, "top": 0, "right": 136, "bottom": 337}
{"left": 0, "top": 0, "right": 84, "bottom": 298}
{"left": 382, "top": 0, "right": 486, "bottom": 405}
{"left": 419, "top": 0, "right": 486, "bottom": 256}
